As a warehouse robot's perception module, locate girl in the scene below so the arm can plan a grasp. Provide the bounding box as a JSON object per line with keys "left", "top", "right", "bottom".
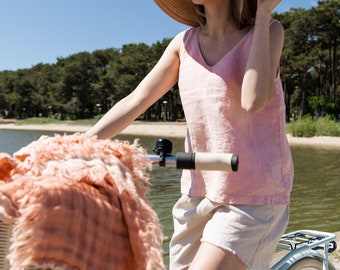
{"left": 86, "top": 0, "right": 294, "bottom": 269}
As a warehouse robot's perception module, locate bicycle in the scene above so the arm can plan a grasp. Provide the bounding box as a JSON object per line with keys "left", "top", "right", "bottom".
{"left": 0, "top": 138, "right": 337, "bottom": 270}
{"left": 150, "top": 138, "right": 338, "bottom": 270}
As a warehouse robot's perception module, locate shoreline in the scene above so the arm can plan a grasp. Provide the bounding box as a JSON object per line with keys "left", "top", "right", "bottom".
{"left": 1, "top": 121, "right": 340, "bottom": 149}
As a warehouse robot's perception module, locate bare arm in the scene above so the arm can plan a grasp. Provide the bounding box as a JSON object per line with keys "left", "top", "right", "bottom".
{"left": 86, "top": 33, "right": 183, "bottom": 139}
{"left": 241, "top": 0, "right": 284, "bottom": 113}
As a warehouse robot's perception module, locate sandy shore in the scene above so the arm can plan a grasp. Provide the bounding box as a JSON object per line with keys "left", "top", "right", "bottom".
{"left": 1, "top": 121, "right": 340, "bottom": 149}
{"left": 0, "top": 121, "right": 187, "bottom": 137}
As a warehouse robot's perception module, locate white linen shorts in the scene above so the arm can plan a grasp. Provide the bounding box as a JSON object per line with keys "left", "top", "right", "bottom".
{"left": 169, "top": 195, "right": 289, "bottom": 270}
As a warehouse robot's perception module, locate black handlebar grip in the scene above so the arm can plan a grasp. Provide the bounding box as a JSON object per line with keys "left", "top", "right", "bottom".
{"left": 231, "top": 154, "right": 239, "bottom": 172}
{"left": 176, "top": 152, "right": 196, "bottom": 169}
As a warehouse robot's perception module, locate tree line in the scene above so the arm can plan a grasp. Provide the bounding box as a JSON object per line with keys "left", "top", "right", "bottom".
{"left": 0, "top": 0, "right": 339, "bottom": 121}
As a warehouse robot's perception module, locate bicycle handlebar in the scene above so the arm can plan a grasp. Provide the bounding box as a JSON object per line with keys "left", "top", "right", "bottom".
{"left": 148, "top": 152, "right": 238, "bottom": 172}
{"left": 149, "top": 138, "right": 238, "bottom": 172}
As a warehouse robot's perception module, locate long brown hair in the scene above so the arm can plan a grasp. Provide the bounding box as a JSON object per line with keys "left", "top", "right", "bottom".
{"left": 195, "top": 0, "right": 257, "bottom": 29}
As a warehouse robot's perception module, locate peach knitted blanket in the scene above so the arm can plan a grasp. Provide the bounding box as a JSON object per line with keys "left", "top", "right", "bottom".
{"left": 0, "top": 133, "right": 165, "bottom": 270}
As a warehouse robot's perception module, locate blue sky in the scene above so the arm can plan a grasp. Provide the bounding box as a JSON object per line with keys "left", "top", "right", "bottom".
{"left": 0, "top": 0, "right": 317, "bottom": 71}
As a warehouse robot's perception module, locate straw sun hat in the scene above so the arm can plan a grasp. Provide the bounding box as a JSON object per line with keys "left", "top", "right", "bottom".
{"left": 154, "top": 0, "right": 200, "bottom": 27}
{"left": 154, "top": 0, "right": 258, "bottom": 28}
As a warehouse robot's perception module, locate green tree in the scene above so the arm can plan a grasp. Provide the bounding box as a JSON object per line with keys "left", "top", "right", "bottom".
{"left": 275, "top": 0, "right": 340, "bottom": 119}
{"left": 310, "top": 0, "right": 340, "bottom": 102}
{"left": 105, "top": 43, "right": 156, "bottom": 119}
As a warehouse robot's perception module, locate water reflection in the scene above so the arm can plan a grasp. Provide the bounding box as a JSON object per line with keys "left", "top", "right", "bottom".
{"left": 288, "top": 146, "right": 340, "bottom": 232}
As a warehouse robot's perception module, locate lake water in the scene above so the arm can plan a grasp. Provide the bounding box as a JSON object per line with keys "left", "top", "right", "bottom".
{"left": 0, "top": 129, "right": 339, "bottom": 264}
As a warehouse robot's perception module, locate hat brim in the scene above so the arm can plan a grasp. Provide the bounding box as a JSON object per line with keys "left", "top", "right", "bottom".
{"left": 154, "top": 0, "right": 200, "bottom": 27}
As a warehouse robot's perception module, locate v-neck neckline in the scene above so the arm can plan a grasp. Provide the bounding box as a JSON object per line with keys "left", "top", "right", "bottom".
{"left": 195, "top": 27, "right": 254, "bottom": 68}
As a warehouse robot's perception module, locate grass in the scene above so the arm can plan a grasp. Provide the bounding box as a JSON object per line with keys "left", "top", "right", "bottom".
{"left": 15, "top": 116, "right": 102, "bottom": 126}
{"left": 286, "top": 115, "right": 340, "bottom": 137}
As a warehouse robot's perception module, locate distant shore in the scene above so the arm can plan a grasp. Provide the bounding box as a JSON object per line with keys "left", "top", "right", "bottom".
{"left": 1, "top": 121, "right": 340, "bottom": 149}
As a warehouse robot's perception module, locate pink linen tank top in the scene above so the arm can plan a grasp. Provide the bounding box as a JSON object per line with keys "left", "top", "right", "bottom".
{"left": 178, "top": 22, "right": 294, "bottom": 205}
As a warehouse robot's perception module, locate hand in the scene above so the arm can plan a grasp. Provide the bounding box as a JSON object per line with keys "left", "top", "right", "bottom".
{"left": 257, "top": 0, "right": 281, "bottom": 14}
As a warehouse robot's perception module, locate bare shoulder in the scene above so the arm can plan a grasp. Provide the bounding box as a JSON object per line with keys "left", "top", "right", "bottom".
{"left": 172, "top": 30, "right": 187, "bottom": 43}
{"left": 165, "top": 30, "right": 187, "bottom": 53}
{"left": 154, "top": 31, "right": 186, "bottom": 67}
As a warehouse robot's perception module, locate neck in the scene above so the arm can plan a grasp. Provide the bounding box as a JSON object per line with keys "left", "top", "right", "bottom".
{"left": 201, "top": 1, "right": 237, "bottom": 39}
